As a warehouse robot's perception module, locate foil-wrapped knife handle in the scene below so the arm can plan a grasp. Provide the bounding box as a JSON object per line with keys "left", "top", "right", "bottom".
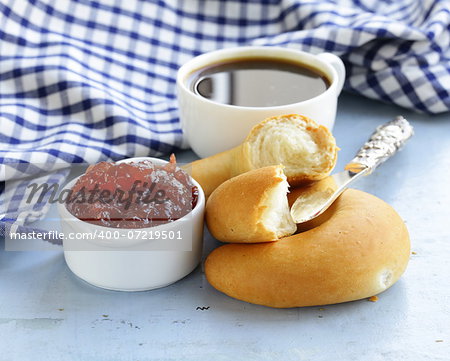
{"left": 345, "top": 116, "right": 414, "bottom": 174}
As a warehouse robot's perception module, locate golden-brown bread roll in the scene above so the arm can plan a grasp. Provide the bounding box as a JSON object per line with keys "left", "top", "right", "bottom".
{"left": 206, "top": 165, "right": 297, "bottom": 243}
{"left": 189, "top": 114, "right": 338, "bottom": 197}
{"left": 205, "top": 189, "right": 410, "bottom": 308}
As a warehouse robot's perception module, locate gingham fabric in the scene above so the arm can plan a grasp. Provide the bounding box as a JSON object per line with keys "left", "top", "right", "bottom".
{"left": 1, "top": 0, "right": 450, "bottom": 239}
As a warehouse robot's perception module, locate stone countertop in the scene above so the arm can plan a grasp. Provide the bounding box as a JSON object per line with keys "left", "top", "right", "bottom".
{"left": 1, "top": 92, "right": 449, "bottom": 361}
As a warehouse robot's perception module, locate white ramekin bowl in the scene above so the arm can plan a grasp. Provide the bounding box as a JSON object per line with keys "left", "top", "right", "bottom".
{"left": 57, "top": 157, "right": 205, "bottom": 291}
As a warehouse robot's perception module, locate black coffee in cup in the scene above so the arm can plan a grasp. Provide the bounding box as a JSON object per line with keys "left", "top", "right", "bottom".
{"left": 189, "top": 57, "right": 330, "bottom": 107}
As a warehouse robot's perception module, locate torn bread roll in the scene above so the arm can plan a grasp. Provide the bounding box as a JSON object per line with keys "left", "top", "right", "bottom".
{"left": 205, "top": 189, "right": 410, "bottom": 308}
{"left": 189, "top": 114, "right": 338, "bottom": 197}
{"left": 206, "top": 165, "right": 296, "bottom": 243}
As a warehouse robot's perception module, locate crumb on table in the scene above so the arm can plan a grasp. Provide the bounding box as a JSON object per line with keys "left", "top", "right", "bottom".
{"left": 368, "top": 295, "right": 379, "bottom": 302}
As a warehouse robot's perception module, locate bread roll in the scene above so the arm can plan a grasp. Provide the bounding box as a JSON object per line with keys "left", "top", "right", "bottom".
{"left": 189, "top": 114, "right": 338, "bottom": 197}
{"left": 205, "top": 189, "right": 410, "bottom": 308}
{"left": 206, "top": 165, "right": 296, "bottom": 243}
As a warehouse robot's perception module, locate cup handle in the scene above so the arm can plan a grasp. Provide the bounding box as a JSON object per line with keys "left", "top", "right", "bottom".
{"left": 317, "top": 53, "right": 346, "bottom": 95}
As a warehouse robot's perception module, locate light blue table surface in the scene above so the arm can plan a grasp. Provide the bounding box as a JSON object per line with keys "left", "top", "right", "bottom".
{"left": 1, "top": 92, "right": 449, "bottom": 361}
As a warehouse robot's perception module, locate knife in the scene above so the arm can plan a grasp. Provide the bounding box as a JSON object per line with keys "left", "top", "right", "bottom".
{"left": 290, "top": 116, "right": 414, "bottom": 224}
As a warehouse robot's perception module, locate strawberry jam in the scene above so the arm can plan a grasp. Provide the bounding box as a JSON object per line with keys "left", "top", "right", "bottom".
{"left": 66, "top": 156, "right": 197, "bottom": 228}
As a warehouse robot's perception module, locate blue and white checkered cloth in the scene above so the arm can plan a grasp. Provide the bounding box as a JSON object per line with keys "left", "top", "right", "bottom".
{"left": 1, "top": 0, "right": 450, "bottom": 239}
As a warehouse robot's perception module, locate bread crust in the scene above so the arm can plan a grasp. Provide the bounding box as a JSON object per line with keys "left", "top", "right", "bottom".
{"left": 190, "top": 114, "right": 338, "bottom": 198}
{"left": 206, "top": 165, "right": 294, "bottom": 243}
{"left": 244, "top": 114, "right": 338, "bottom": 185}
{"left": 189, "top": 145, "right": 251, "bottom": 198}
{"left": 205, "top": 189, "right": 410, "bottom": 308}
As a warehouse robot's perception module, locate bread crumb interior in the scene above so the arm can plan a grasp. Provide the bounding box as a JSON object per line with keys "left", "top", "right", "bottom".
{"left": 259, "top": 170, "right": 297, "bottom": 238}
{"left": 247, "top": 115, "right": 332, "bottom": 178}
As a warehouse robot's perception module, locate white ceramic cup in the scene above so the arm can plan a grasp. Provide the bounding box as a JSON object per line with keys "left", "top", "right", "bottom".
{"left": 58, "top": 157, "right": 205, "bottom": 292}
{"left": 177, "top": 46, "right": 345, "bottom": 158}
